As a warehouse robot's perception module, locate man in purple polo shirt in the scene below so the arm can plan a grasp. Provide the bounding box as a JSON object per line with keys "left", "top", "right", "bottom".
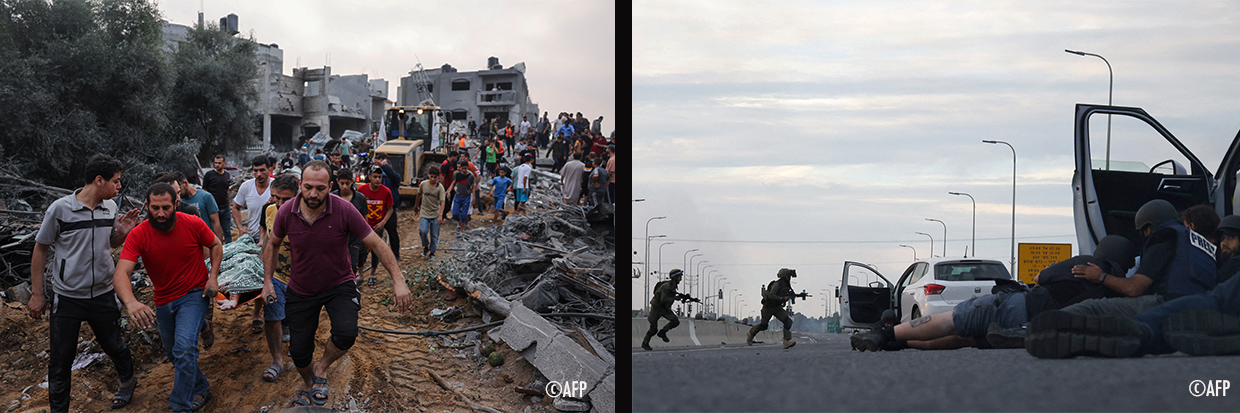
{"left": 260, "top": 160, "right": 412, "bottom": 407}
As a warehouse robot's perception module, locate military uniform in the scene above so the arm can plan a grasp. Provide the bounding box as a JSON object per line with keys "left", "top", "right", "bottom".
{"left": 642, "top": 270, "right": 686, "bottom": 350}
{"left": 747, "top": 268, "right": 803, "bottom": 348}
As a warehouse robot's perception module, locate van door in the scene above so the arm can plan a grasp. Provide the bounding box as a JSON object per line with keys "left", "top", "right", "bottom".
{"left": 1212, "top": 129, "right": 1240, "bottom": 218}
{"left": 839, "top": 261, "right": 894, "bottom": 329}
{"left": 1073, "top": 104, "right": 1213, "bottom": 252}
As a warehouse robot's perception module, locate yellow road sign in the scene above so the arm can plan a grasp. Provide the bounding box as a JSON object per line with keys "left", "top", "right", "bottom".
{"left": 1018, "top": 243, "right": 1072, "bottom": 284}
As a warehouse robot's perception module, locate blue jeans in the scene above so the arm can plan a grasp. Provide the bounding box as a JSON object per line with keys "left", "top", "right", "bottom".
{"left": 156, "top": 289, "right": 210, "bottom": 411}
{"left": 951, "top": 293, "right": 1028, "bottom": 337}
{"left": 1132, "top": 273, "right": 1240, "bottom": 354}
{"left": 452, "top": 196, "right": 471, "bottom": 224}
{"left": 218, "top": 208, "right": 233, "bottom": 243}
{"left": 263, "top": 278, "right": 288, "bottom": 322}
{"left": 419, "top": 217, "right": 441, "bottom": 254}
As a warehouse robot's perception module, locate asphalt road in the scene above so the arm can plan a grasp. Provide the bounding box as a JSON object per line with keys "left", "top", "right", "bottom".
{"left": 631, "top": 331, "right": 1239, "bottom": 412}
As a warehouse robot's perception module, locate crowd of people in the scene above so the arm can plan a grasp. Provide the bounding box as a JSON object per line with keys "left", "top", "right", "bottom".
{"left": 462, "top": 111, "right": 615, "bottom": 209}
{"left": 27, "top": 153, "right": 419, "bottom": 411}
{"left": 22, "top": 109, "right": 616, "bottom": 410}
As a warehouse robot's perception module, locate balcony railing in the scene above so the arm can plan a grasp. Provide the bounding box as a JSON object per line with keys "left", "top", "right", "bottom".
{"left": 477, "top": 90, "right": 516, "bottom": 106}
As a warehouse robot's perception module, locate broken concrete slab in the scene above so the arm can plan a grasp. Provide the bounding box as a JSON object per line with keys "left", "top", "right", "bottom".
{"left": 552, "top": 396, "right": 590, "bottom": 412}
{"left": 587, "top": 371, "right": 614, "bottom": 413}
{"left": 575, "top": 326, "right": 614, "bottom": 366}
{"left": 492, "top": 299, "right": 564, "bottom": 353}
{"left": 493, "top": 301, "right": 608, "bottom": 395}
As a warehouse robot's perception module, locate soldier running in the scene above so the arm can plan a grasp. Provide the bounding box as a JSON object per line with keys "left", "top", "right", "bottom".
{"left": 747, "top": 268, "right": 809, "bottom": 349}
{"left": 641, "top": 269, "right": 698, "bottom": 350}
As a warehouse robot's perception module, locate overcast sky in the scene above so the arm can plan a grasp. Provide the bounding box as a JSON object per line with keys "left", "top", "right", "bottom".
{"left": 632, "top": 1, "right": 1240, "bottom": 318}
{"left": 160, "top": 1, "right": 615, "bottom": 127}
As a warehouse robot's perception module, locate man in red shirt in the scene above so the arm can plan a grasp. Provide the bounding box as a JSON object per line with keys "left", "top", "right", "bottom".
{"left": 113, "top": 183, "right": 223, "bottom": 412}
{"left": 356, "top": 166, "right": 394, "bottom": 286}
{"left": 262, "top": 161, "right": 411, "bottom": 407}
{"left": 439, "top": 151, "right": 460, "bottom": 220}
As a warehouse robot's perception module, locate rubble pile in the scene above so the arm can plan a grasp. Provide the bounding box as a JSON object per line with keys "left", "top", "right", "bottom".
{"left": 0, "top": 168, "right": 144, "bottom": 303}
{"left": 0, "top": 169, "right": 67, "bottom": 302}
{"left": 429, "top": 176, "right": 616, "bottom": 411}
{"left": 442, "top": 204, "right": 615, "bottom": 348}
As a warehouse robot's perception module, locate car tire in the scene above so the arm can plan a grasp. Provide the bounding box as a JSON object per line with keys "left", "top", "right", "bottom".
{"left": 911, "top": 307, "right": 921, "bottom": 320}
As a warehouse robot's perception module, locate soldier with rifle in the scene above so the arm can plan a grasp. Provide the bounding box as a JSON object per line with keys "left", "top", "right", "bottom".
{"left": 747, "top": 268, "right": 810, "bottom": 349}
{"left": 641, "top": 269, "right": 699, "bottom": 351}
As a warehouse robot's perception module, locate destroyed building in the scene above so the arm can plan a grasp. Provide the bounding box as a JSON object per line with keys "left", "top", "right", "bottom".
{"left": 397, "top": 56, "right": 540, "bottom": 129}
{"left": 161, "top": 13, "right": 392, "bottom": 153}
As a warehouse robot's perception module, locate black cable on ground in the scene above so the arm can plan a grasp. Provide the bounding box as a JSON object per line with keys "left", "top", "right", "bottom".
{"left": 357, "top": 312, "right": 613, "bottom": 336}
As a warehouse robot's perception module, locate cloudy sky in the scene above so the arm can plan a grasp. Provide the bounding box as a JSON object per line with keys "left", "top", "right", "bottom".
{"left": 160, "top": 0, "right": 615, "bottom": 127}
{"left": 632, "top": 1, "right": 1240, "bottom": 318}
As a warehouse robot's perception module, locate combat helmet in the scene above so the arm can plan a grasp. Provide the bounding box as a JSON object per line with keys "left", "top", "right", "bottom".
{"left": 1093, "top": 235, "right": 1136, "bottom": 275}
{"left": 1134, "top": 199, "right": 1178, "bottom": 232}
{"left": 778, "top": 268, "right": 797, "bottom": 278}
{"left": 1216, "top": 215, "right": 1240, "bottom": 238}
{"left": 668, "top": 269, "right": 684, "bottom": 279}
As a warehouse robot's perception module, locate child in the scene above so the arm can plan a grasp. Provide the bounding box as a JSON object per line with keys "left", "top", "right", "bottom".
{"left": 451, "top": 159, "right": 475, "bottom": 231}
{"left": 491, "top": 166, "right": 513, "bottom": 221}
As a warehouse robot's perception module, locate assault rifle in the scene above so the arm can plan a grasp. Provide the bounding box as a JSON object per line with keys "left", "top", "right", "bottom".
{"left": 675, "top": 293, "right": 701, "bottom": 304}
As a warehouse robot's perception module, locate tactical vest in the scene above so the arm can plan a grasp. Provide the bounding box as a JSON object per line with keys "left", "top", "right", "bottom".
{"left": 651, "top": 280, "right": 672, "bottom": 307}
{"left": 1150, "top": 220, "right": 1218, "bottom": 299}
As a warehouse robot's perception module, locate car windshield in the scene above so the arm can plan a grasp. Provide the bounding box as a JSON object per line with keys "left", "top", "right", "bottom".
{"left": 934, "top": 262, "right": 1011, "bottom": 282}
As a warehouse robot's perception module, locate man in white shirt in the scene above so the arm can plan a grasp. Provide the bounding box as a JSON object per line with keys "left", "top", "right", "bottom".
{"left": 519, "top": 116, "right": 532, "bottom": 138}
{"left": 231, "top": 156, "right": 272, "bottom": 240}
{"left": 514, "top": 154, "right": 534, "bottom": 216}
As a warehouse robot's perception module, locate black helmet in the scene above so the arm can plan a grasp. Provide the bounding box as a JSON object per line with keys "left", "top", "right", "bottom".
{"left": 1217, "top": 215, "right": 1240, "bottom": 238}
{"left": 1093, "top": 235, "right": 1136, "bottom": 275}
{"left": 668, "top": 269, "right": 684, "bottom": 279}
{"left": 1134, "top": 199, "right": 1178, "bottom": 232}
{"left": 778, "top": 268, "right": 796, "bottom": 278}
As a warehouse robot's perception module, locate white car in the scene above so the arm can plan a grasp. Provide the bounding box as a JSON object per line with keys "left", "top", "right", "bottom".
{"left": 838, "top": 258, "right": 1013, "bottom": 329}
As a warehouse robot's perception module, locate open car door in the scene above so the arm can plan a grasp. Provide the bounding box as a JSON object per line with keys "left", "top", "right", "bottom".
{"left": 1073, "top": 104, "right": 1229, "bottom": 252}
{"left": 839, "top": 261, "right": 895, "bottom": 329}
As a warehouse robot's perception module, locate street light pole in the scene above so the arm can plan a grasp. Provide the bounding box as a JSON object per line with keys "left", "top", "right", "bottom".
{"left": 984, "top": 139, "right": 1017, "bottom": 276}
{"left": 728, "top": 289, "right": 738, "bottom": 318}
{"left": 682, "top": 249, "right": 700, "bottom": 276}
{"left": 1065, "top": 49, "right": 1113, "bottom": 170}
{"left": 916, "top": 232, "right": 934, "bottom": 257}
{"left": 656, "top": 241, "right": 674, "bottom": 280}
{"left": 899, "top": 244, "right": 917, "bottom": 260}
{"left": 643, "top": 216, "right": 666, "bottom": 314}
{"left": 696, "top": 262, "right": 712, "bottom": 314}
{"left": 688, "top": 254, "right": 705, "bottom": 314}
{"left": 926, "top": 218, "right": 947, "bottom": 257}
{"left": 949, "top": 192, "right": 976, "bottom": 257}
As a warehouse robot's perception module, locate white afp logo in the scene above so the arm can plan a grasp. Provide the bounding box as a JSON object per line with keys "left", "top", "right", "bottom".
{"left": 545, "top": 380, "right": 588, "bottom": 399}
{"left": 1189, "top": 380, "right": 1229, "bottom": 397}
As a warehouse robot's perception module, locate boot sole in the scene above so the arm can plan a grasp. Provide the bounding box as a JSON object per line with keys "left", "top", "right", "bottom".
{"left": 1025, "top": 311, "right": 1142, "bottom": 359}
{"left": 1163, "top": 309, "right": 1240, "bottom": 356}
{"left": 849, "top": 334, "right": 880, "bottom": 352}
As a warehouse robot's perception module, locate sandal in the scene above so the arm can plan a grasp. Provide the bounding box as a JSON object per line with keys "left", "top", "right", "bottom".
{"left": 111, "top": 378, "right": 137, "bottom": 409}
{"left": 262, "top": 363, "right": 283, "bottom": 382}
{"left": 310, "top": 376, "right": 329, "bottom": 406}
{"left": 251, "top": 319, "right": 263, "bottom": 334}
{"left": 292, "top": 390, "right": 314, "bottom": 406}
{"left": 190, "top": 389, "right": 211, "bottom": 412}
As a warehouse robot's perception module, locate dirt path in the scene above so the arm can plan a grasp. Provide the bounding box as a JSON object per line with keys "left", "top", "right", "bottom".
{"left": 0, "top": 206, "right": 547, "bottom": 413}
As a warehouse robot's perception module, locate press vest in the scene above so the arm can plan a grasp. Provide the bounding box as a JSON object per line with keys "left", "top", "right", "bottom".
{"left": 1151, "top": 220, "right": 1218, "bottom": 299}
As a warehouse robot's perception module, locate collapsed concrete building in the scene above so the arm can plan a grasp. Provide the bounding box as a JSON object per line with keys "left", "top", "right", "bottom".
{"left": 161, "top": 13, "right": 392, "bottom": 153}
{"left": 397, "top": 56, "right": 540, "bottom": 129}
